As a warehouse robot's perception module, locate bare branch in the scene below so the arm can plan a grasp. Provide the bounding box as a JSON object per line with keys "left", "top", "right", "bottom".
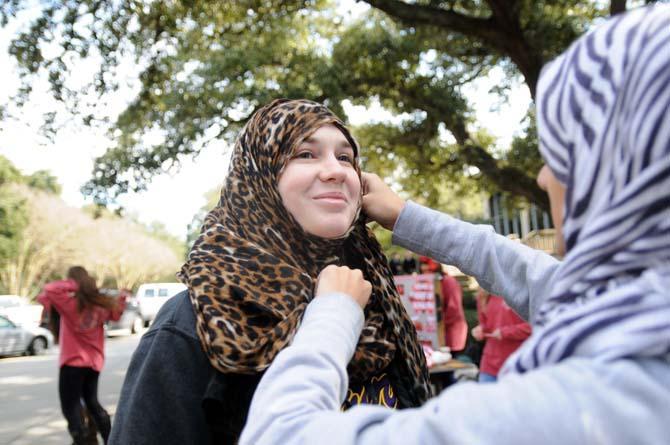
{"left": 362, "top": 0, "right": 499, "bottom": 42}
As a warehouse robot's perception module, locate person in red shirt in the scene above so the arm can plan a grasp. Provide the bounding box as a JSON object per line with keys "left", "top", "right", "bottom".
{"left": 418, "top": 256, "right": 467, "bottom": 352}
{"left": 472, "top": 288, "right": 531, "bottom": 382}
{"left": 38, "top": 266, "right": 126, "bottom": 445}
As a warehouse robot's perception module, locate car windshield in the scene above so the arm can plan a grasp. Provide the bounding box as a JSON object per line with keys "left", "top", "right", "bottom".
{"left": 0, "top": 316, "right": 15, "bottom": 327}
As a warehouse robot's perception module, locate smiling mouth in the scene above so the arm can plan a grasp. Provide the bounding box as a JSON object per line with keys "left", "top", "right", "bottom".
{"left": 312, "top": 195, "right": 348, "bottom": 209}
{"left": 313, "top": 193, "right": 347, "bottom": 202}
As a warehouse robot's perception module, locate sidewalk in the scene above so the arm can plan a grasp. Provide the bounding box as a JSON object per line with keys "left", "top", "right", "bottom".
{"left": 7, "top": 393, "right": 118, "bottom": 445}
{"left": 1, "top": 334, "right": 137, "bottom": 445}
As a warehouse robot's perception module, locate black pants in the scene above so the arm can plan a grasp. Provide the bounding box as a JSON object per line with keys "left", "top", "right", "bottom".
{"left": 59, "top": 365, "right": 111, "bottom": 444}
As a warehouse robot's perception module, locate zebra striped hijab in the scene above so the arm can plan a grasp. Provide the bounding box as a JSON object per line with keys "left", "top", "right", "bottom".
{"left": 504, "top": 5, "right": 670, "bottom": 374}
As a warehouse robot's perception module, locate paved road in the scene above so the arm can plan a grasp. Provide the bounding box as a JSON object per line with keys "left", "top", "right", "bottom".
{"left": 0, "top": 332, "right": 141, "bottom": 444}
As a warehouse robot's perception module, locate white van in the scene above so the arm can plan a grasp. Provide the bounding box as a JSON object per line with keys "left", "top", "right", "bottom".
{"left": 0, "top": 295, "right": 43, "bottom": 327}
{"left": 135, "top": 283, "right": 186, "bottom": 326}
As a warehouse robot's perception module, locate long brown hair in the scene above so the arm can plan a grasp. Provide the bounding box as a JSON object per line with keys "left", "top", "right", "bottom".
{"left": 67, "top": 266, "right": 117, "bottom": 312}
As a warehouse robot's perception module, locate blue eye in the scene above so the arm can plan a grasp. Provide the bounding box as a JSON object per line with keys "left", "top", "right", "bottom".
{"left": 295, "top": 151, "right": 314, "bottom": 159}
{"left": 338, "top": 154, "right": 354, "bottom": 164}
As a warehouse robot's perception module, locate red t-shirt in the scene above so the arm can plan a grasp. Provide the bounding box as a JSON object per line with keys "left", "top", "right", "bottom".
{"left": 477, "top": 295, "right": 531, "bottom": 376}
{"left": 37, "top": 279, "right": 125, "bottom": 371}
{"left": 441, "top": 275, "right": 467, "bottom": 351}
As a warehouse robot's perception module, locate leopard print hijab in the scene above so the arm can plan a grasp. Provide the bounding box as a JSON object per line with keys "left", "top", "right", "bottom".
{"left": 179, "top": 99, "right": 431, "bottom": 405}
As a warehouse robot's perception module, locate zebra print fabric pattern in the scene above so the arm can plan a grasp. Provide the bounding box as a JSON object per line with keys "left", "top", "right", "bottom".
{"left": 503, "top": 5, "right": 670, "bottom": 374}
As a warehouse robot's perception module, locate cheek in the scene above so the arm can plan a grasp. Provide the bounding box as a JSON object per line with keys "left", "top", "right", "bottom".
{"left": 548, "top": 182, "right": 566, "bottom": 224}
{"left": 344, "top": 173, "right": 361, "bottom": 223}
{"left": 346, "top": 171, "right": 362, "bottom": 198}
{"left": 277, "top": 168, "right": 303, "bottom": 214}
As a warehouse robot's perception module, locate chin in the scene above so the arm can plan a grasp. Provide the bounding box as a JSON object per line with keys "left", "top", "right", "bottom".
{"left": 556, "top": 238, "right": 566, "bottom": 257}
{"left": 307, "top": 221, "right": 352, "bottom": 239}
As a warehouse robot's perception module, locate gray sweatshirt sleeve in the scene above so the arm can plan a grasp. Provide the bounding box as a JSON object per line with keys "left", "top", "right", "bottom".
{"left": 240, "top": 292, "right": 670, "bottom": 445}
{"left": 392, "top": 201, "right": 561, "bottom": 321}
{"left": 239, "top": 293, "right": 606, "bottom": 445}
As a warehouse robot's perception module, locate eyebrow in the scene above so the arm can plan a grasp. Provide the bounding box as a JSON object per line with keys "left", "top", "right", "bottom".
{"left": 301, "top": 137, "right": 353, "bottom": 150}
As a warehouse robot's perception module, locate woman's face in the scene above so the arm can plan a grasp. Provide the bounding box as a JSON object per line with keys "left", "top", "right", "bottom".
{"left": 278, "top": 124, "right": 361, "bottom": 239}
{"left": 537, "top": 164, "right": 566, "bottom": 256}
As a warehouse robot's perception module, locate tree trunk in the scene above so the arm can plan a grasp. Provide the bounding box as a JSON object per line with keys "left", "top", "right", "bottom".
{"left": 448, "top": 119, "right": 549, "bottom": 211}
{"left": 610, "top": 0, "right": 627, "bottom": 15}
{"left": 460, "top": 144, "right": 549, "bottom": 210}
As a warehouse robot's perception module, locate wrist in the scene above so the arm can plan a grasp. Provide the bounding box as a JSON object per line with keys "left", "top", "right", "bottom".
{"left": 299, "top": 292, "right": 364, "bottom": 347}
{"left": 387, "top": 199, "right": 406, "bottom": 231}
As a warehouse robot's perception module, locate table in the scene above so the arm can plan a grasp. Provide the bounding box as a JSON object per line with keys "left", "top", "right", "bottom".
{"left": 429, "top": 359, "right": 478, "bottom": 393}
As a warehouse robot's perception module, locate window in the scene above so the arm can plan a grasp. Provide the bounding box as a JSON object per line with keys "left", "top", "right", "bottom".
{"left": 158, "top": 289, "right": 169, "bottom": 297}
{"left": 0, "top": 316, "right": 14, "bottom": 328}
{"left": 144, "top": 289, "right": 155, "bottom": 298}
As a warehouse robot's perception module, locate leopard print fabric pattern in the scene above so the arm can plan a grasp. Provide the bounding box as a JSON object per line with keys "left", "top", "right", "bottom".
{"left": 178, "top": 99, "right": 431, "bottom": 405}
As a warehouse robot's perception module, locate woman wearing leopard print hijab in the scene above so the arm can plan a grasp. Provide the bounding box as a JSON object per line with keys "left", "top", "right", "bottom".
{"left": 110, "top": 99, "right": 430, "bottom": 445}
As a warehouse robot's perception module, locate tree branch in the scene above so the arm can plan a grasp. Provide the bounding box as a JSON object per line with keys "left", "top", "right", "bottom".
{"left": 362, "top": 0, "right": 543, "bottom": 97}
{"left": 460, "top": 143, "right": 549, "bottom": 210}
{"left": 405, "top": 95, "right": 548, "bottom": 210}
{"left": 362, "top": 0, "right": 499, "bottom": 43}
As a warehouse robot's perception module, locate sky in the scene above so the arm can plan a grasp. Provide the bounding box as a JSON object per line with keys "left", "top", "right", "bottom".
{"left": 0, "top": 1, "right": 531, "bottom": 240}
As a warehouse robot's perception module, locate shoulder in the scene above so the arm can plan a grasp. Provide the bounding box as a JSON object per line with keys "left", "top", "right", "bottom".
{"left": 111, "top": 291, "right": 214, "bottom": 445}
{"left": 145, "top": 290, "right": 198, "bottom": 341}
{"left": 123, "top": 290, "right": 208, "bottom": 389}
{"left": 44, "top": 279, "right": 78, "bottom": 293}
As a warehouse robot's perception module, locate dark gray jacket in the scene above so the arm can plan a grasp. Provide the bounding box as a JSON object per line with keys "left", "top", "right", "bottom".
{"left": 109, "top": 291, "right": 261, "bottom": 445}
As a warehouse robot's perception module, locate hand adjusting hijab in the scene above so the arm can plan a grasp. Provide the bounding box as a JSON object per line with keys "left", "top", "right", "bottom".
{"left": 179, "top": 99, "right": 431, "bottom": 405}
{"left": 505, "top": 5, "right": 670, "bottom": 374}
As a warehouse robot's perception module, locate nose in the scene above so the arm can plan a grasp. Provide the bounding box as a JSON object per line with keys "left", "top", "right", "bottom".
{"left": 318, "top": 153, "right": 348, "bottom": 182}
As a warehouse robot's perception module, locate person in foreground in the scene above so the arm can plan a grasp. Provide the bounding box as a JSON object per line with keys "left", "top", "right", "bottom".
{"left": 38, "top": 266, "right": 125, "bottom": 445}
{"left": 240, "top": 6, "right": 670, "bottom": 445}
{"left": 110, "top": 99, "right": 430, "bottom": 444}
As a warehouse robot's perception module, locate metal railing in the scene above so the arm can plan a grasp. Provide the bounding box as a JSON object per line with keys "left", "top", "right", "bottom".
{"left": 521, "top": 229, "right": 557, "bottom": 255}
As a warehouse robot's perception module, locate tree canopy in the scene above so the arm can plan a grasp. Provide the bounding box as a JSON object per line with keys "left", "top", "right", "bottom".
{"left": 0, "top": 155, "right": 184, "bottom": 295}
{"left": 3, "top": 0, "right": 664, "bottom": 211}
{"left": 0, "top": 154, "right": 60, "bottom": 267}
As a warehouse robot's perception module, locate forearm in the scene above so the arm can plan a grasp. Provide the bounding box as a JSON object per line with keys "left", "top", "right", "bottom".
{"left": 39, "top": 280, "right": 76, "bottom": 313}
{"left": 37, "top": 293, "right": 51, "bottom": 311}
{"left": 109, "top": 296, "right": 127, "bottom": 322}
{"left": 44, "top": 279, "right": 77, "bottom": 294}
{"left": 392, "top": 201, "right": 561, "bottom": 321}
{"left": 500, "top": 322, "right": 532, "bottom": 340}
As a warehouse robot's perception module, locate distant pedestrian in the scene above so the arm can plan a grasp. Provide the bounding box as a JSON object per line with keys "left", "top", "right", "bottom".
{"left": 419, "top": 256, "right": 468, "bottom": 352}
{"left": 38, "top": 266, "right": 126, "bottom": 445}
{"left": 402, "top": 252, "right": 418, "bottom": 274}
{"left": 472, "top": 288, "right": 531, "bottom": 382}
{"left": 388, "top": 252, "right": 403, "bottom": 275}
